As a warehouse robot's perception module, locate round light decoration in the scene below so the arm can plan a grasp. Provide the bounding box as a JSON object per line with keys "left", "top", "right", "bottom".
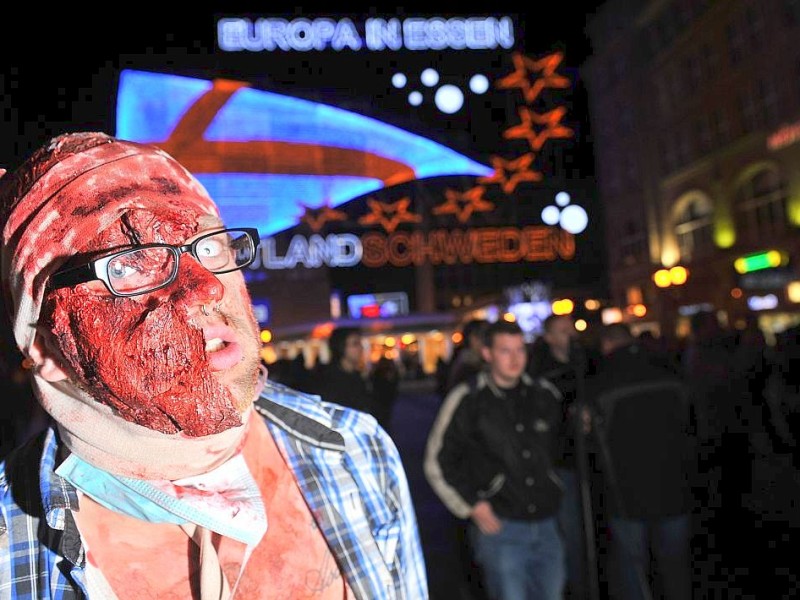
{"left": 421, "top": 68, "right": 440, "bottom": 87}
{"left": 555, "top": 191, "right": 571, "bottom": 206}
{"left": 392, "top": 73, "right": 407, "bottom": 88}
{"left": 560, "top": 205, "right": 588, "bottom": 234}
{"left": 469, "top": 74, "right": 489, "bottom": 94}
{"left": 408, "top": 91, "right": 423, "bottom": 106}
{"left": 434, "top": 85, "right": 464, "bottom": 114}
{"left": 541, "top": 205, "right": 560, "bottom": 225}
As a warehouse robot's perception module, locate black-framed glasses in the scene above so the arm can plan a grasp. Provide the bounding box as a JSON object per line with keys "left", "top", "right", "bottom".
{"left": 49, "top": 227, "right": 260, "bottom": 298}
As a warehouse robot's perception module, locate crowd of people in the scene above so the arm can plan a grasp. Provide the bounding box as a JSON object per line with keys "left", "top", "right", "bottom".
{"left": 423, "top": 311, "right": 799, "bottom": 600}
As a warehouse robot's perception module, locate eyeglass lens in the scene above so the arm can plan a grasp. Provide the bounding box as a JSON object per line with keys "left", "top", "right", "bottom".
{"left": 106, "top": 229, "right": 254, "bottom": 295}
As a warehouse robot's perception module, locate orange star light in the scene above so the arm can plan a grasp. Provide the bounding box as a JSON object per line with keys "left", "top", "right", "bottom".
{"left": 300, "top": 203, "right": 347, "bottom": 232}
{"left": 433, "top": 186, "right": 494, "bottom": 223}
{"left": 358, "top": 197, "right": 422, "bottom": 233}
{"left": 503, "top": 106, "right": 574, "bottom": 152}
{"left": 479, "top": 153, "right": 543, "bottom": 194}
{"left": 495, "top": 51, "right": 571, "bottom": 104}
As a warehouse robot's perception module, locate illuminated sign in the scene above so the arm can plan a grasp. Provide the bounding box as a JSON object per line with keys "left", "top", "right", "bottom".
{"left": 347, "top": 292, "right": 410, "bottom": 319}
{"left": 733, "top": 250, "right": 788, "bottom": 274}
{"left": 250, "top": 227, "right": 575, "bottom": 270}
{"left": 217, "top": 17, "right": 515, "bottom": 52}
{"left": 767, "top": 120, "right": 800, "bottom": 151}
{"left": 747, "top": 294, "right": 779, "bottom": 311}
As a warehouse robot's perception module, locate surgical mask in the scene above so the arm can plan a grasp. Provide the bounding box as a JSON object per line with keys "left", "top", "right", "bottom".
{"left": 56, "top": 452, "right": 267, "bottom": 547}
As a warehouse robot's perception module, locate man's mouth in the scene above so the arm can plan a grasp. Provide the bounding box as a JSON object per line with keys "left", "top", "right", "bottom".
{"left": 203, "top": 326, "right": 244, "bottom": 371}
{"left": 205, "top": 338, "right": 226, "bottom": 353}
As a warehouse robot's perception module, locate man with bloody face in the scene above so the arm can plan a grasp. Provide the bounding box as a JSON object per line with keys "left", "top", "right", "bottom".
{"left": 0, "top": 132, "right": 428, "bottom": 599}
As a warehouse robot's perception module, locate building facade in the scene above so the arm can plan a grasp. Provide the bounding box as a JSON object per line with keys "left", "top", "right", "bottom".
{"left": 584, "top": 0, "right": 800, "bottom": 339}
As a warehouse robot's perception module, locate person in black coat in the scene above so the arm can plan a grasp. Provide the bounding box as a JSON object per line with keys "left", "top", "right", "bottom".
{"left": 370, "top": 356, "right": 400, "bottom": 434}
{"left": 308, "top": 326, "right": 377, "bottom": 417}
{"left": 588, "top": 323, "right": 694, "bottom": 600}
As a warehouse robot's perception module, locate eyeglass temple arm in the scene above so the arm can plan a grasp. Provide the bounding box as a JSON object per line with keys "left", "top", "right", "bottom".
{"left": 49, "top": 264, "right": 94, "bottom": 290}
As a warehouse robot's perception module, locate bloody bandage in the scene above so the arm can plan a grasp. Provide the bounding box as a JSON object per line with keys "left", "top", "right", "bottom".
{"left": 0, "top": 133, "right": 220, "bottom": 355}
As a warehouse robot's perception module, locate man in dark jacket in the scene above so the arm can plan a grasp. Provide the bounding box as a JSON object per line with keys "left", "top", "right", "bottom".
{"left": 589, "top": 323, "right": 693, "bottom": 600}
{"left": 425, "top": 320, "right": 565, "bottom": 600}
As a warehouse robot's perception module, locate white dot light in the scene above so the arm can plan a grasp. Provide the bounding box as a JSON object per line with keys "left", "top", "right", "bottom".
{"left": 555, "top": 191, "right": 571, "bottom": 206}
{"left": 421, "top": 68, "right": 439, "bottom": 87}
{"left": 560, "top": 205, "right": 589, "bottom": 234}
{"left": 408, "top": 91, "right": 423, "bottom": 106}
{"left": 541, "top": 205, "right": 560, "bottom": 225}
{"left": 469, "top": 74, "right": 489, "bottom": 94}
{"left": 392, "top": 73, "right": 407, "bottom": 88}
{"left": 434, "top": 85, "right": 463, "bottom": 114}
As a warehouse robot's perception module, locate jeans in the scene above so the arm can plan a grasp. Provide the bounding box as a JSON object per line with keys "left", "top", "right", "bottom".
{"left": 556, "top": 467, "right": 586, "bottom": 598}
{"left": 609, "top": 514, "right": 692, "bottom": 600}
{"left": 469, "top": 516, "right": 565, "bottom": 600}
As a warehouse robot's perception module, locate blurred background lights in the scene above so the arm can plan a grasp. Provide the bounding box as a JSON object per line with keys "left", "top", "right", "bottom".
{"left": 555, "top": 191, "right": 571, "bottom": 206}
{"left": 469, "top": 74, "right": 489, "bottom": 94}
{"left": 575, "top": 319, "right": 588, "bottom": 332}
{"left": 560, "top": 205, "right": 588, "bottom": 234}
{"left": 601, "top": 307, "right": 623, "bottom": 324}
{"left": 653, "top": 269, "right": 672, "bottom": 288}
{"left": 542, "top": 205, "right": 560, "bottom": 225}
{"left": 551, "top": 298, "right": 574, "bottom": 315}
{"left": 408, "top": 91, "right": 423, "bottom": 106}
{"left": 421, "top": 68, "right": 439, "bottom": 87}
{"left": 434, "top": 85, "right": 463, "bottom": 114}
{"left": 584, "top": 299, "right": 601, "bottom": 310}
{"left": 392, "top": 73, "right": 407, "bottom": 88}
{"left": 260, "top": 329, "right": 273, "bottom": 344}
{"left": 669, "top": 265, "right": 688, "bottom": 285}
{"left": 787, "top": 281, "right": 800, "bottom": 303}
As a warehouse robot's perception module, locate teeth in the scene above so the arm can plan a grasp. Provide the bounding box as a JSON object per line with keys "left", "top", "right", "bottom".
{"left": 205, "top": 338, "right": 225, "bottom": 353}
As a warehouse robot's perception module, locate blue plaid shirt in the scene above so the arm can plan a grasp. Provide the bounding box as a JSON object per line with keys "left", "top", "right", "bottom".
{"left": 0, "top": 381, "right": 428, "bottom": 599}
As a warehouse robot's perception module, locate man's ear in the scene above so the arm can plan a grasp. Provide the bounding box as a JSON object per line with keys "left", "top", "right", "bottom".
{"left": 481, "top": 345, "right": 492, "bottom": 364}
{"left": 29, "top": 329, "right": 70, "bottom": 382}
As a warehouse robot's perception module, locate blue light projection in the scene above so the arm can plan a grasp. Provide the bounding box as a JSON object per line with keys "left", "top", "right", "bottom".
{"left": 116, "top": 69, "right": 492, "bottom": 236}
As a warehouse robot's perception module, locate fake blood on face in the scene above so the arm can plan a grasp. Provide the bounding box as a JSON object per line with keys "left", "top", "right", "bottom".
{"left": 41, "top": 208, "right": 245, "bottom": 436}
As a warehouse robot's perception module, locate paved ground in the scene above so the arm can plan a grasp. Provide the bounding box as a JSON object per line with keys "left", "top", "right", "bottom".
{"left": 388, "top": 376, "right": 800, "bottom": 600}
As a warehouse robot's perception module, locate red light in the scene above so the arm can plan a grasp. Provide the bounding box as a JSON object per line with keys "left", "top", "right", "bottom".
{"left": 361, "top": 304, "right": 381, "bottom": 318}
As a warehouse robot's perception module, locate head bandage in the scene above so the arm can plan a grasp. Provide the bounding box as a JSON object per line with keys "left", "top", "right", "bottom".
{"left": 0, "top": 132, "right": 220, "bottom": 355}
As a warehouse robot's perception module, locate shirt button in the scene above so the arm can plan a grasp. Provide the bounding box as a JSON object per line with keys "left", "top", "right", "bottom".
{"left": 525, "top": 477, "right": 535, "bottom": 486}
{"left": 516, "top": 423, "right": 525, "bottom": 432}
{"left": 522, "top": 450, "right": 531, "bottom": 459}
{"left": 528, "top": 503, "right": 537, "bottom": 513}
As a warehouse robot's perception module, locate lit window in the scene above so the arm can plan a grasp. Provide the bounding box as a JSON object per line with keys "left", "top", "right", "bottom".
{"left": 675, "top": 197, "right": 713, "bottom": 261}
{"left": 735, "top": 168, "right": 788, "bottom": 243}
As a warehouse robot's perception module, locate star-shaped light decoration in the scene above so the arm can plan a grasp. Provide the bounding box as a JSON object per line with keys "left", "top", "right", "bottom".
{"left": 495, "top": 51, "right": 570, "bottom": 104}
{"left": 300, "top": 203, "right": 348, "bottom": 232}
{"left": 503, "top": 106, "right": 574, "bottom": 152}
{"left": 479, "top": 153, "right": 543, "bottom": 194}
{"left": 358, "top": 197, "right": 422, "bottom": 233}
{"left": 432, "top": 186, "right": 494, "bottom": 223}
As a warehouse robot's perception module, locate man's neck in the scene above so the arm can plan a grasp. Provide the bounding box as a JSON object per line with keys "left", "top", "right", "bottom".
{"left": 491, "top": 373, "right": 521, "bottom": 390}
